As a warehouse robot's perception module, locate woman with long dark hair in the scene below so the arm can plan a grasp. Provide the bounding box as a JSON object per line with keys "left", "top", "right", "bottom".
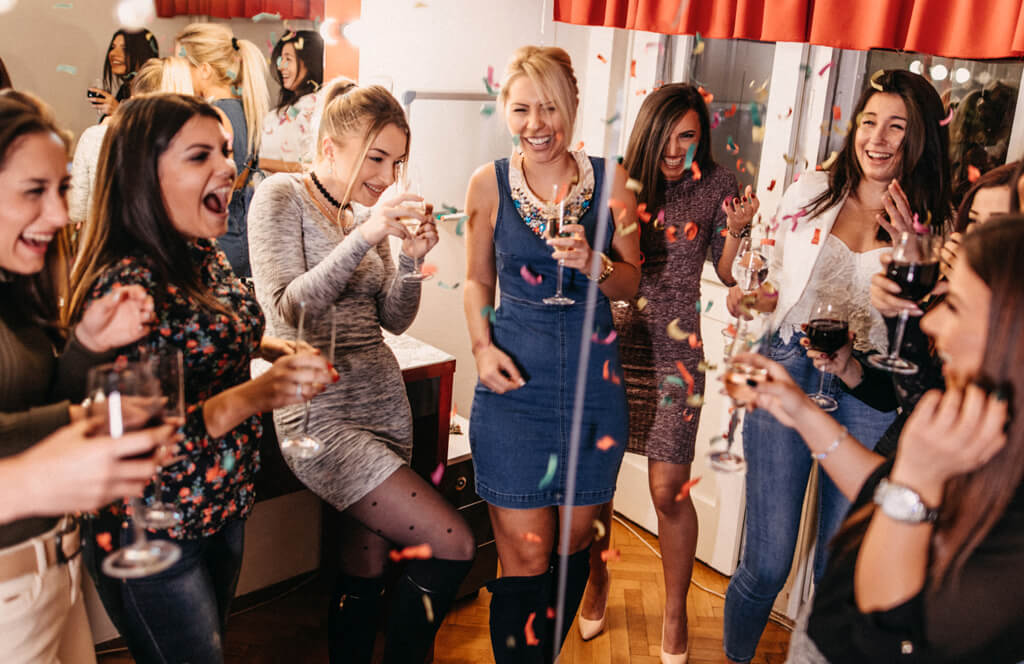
{"left": 67, "top": 93, "right": 332, "bottom": 664}
{"left": 722, "top": 69, "right": 952, "bottom": 663}
{"left": 87, "top": 29, "right": 159, "bottom": 119}
{"left": 260, "top": 30, "right": 325, "bottom": 174}
{"left": 744, "top": 216, "right": 1024, "bottom": 663}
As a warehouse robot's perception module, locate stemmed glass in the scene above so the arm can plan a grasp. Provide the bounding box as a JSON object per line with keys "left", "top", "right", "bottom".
{"left": 543, "top": 186, "right": 575, "bottom": 306}
{"left": 707, "top": 322, "right": 768, "bottom": 474}
{"left": 86, "top": 361, "right": 182, "bottom": 578}
{"left": 805, "top": 300, "right": 848, "bottom": 412}
{"left": 138, "top": 350, "right": 185, "bottom": 528}
{"left": 868, "top": 232, "right": 942, "bottom": 375}
{"left": 279, "top": 301, "right": 329, "bottom": 461}
{"left": 726, "top": 236, "right": 769, "bottom": 352}
{"left": 399, "top": 165, "right": 432, "bottom": 282}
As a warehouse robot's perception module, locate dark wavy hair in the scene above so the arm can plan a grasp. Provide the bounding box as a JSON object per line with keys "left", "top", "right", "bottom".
{"left": 623, "top": 83, "right": 714, "bottom": 214}
{"left": 0, "top": 90, "right": 72, "bottom": 340}
{"left": 806, "top": 69, "right": 951, "bottom": 240}
{"left": 271, "top": 30, "right": 323, "bottom": 112}
{"left": 103, "top": 29, "right": 160, "bottom": 102}
{"left": 67, "top": 94, "right": 228, "bottom": 325}
{"left": 953, "top": 161, "right": 1017, "bottom": 233}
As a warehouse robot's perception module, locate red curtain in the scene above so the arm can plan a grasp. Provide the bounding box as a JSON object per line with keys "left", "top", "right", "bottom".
{"left": 155, "top": 0, "right": 324, "bottom": 19}
{"left": 554, "top": 0, "right": 1024, "bottom": 59}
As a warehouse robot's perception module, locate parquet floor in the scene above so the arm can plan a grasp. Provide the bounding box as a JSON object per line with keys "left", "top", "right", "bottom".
{"left": 98, "top": 518, "right": 791, "bottom": 663}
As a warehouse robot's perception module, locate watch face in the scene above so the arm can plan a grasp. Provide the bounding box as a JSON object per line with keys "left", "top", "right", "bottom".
{"left": 876, "top": 479, "right": 932, "bottom": 523}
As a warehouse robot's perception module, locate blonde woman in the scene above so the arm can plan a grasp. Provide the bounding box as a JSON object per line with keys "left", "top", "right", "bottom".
{"left": 463, "top": 46, "right": 641, "bottom": 662}
{"left": 176, "top": 23, "right": 269, "bottom": 279}
{"left": 248, "top": 81, "right": 474, "bottom": 664}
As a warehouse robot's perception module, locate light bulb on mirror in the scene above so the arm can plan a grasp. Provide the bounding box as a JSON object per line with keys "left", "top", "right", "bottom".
{"left": 115, "top": 0, "right": 155, "bottom": 29}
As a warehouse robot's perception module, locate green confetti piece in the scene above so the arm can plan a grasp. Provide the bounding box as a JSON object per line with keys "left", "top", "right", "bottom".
{"left": 269, "top": 31, "right": 278, "bottom": 47}
{"left": 750, "top": 103, "right": 762, "bottom": 128}
{"left": 455, "top": 215, "right": 468, "bottom": 236}
{"left": 664, "top": 375, "right": 685, "bottom": 388}
{"left": 222, "top": 451, "right": 236, "bottom": 472}
{"left": 437, "top": 281, "right": 460, "bottom": 290}
{"left": 538, "top": 454, "right": 558, "bottom": 489}
{"left": 483, "top": 77, "right": 495, "bottom": 95}
{"left": 481, "top": 306, "right": 496, "bottom": 324}
{"left": 288, "top": 105, "right": 300, "bottom": 119}
{"left": 56, "top": 64, "right": 77, "bottom": 75}
{"left": 660, "top": 394, "right": 674, "bottom": 406}
{"left": 276, "top": 56, "right": 283, "bottom": 68}
{"left": 440, "top": 203, "right": 458, "bottom": 215}
{"left": 684, "top": 143, "right": 696, "bottom": 170}
{"left": 53, "top": 2, "right": 73, "bottom": 8}
{"left": 605, "top": 112, "right": 621, "bottom": 125}
{"left": 512, "top": 134, "right": 520, "bottom": 148}
{"left": 480, "top": 103, "right": 495, "bottom": 117}
{"left": 252, "top": 11, "right": 282, "bottom": 21}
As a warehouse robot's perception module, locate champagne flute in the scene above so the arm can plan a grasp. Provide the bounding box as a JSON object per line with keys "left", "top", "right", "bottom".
{"left": 279, "top": 301, "right": 326, "bottom": 460}
{"left": 399, "top": 166, "right": 432, "bottom": 283}
{"left": 86, "top": 361, "right": 182, "bottom": 579}
{"left": 805, "top": 299, "right": 849, "bottom": 412}
{"left": 868, "top": 232, "right": 941, "bottom": 375}
{"left": 707, "top": 322, "right": 768, "bottom": 474}
{"left": 543, "top": 186, "right": 575, "bottom": 305}
{"left": 727, "top": 236, "right": 769, "bottom": 353}
{"left": 138, "top": 350, "right": 185, "bottom": 529}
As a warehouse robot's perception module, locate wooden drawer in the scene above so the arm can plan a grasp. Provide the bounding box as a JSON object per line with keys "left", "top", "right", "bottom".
{"left": 440, "top": 456, "right": 479, "bottom": 509}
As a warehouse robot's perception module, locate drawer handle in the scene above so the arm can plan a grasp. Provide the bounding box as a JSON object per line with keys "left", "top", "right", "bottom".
{"left": 455, "top": 476, "right": 467, "bottom": 491}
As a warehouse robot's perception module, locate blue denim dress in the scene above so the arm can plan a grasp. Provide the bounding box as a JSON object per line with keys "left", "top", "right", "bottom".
{"left": 470, "top": 156, "right": 628, "bottom": 509}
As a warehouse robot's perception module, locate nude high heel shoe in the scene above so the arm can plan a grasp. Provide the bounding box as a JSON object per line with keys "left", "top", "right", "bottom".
{"left": 660, "top": 624, "right": 689, "bottom": 664}
{"left": 577, "top": 611, "right": 606, "bottom": 641}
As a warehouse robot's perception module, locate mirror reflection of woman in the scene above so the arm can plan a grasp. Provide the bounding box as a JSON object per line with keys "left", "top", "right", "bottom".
{"left": 249, "top": 80, "right": 474, "bottom": 664}
{"left": 66, "top": 94, "right": 332, "bottom": 664}
{"left": 579, "top": 83, "right": 756, "bottom": 663}
{"left": 87, "top": 29, "right": 159, "bottom": 120}
{"left": 260, "top": 30, "right": 325, "bottom": 174}
{"left": 722, "top": 70, "right": 951, "bottom": 664}
{"left": 463, "top": 45, "right": 641, "bottom": 662}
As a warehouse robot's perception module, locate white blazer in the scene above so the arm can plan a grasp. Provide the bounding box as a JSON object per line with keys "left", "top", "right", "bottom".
{"left": 769, "top": 171, "right": 847, "bottom": 330}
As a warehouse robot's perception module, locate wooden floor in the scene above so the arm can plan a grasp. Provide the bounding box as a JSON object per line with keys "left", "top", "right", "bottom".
{"left": 98, "top": 518, "right": 791, "bottom": 663}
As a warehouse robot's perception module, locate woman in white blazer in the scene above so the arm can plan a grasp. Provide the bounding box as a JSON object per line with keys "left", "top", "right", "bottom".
{"left": 721, "top": 70, "right": 952, "bottom": 664}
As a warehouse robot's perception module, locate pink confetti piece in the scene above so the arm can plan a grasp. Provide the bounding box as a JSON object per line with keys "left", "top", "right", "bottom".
{"left": 818, "top": 62, "right": 833, "bottom": 76}
{"left": 592, "top": 329, "right": 617, "bottom": 344}
{"left": 546, "top": 607, "right": 556, "bottom": 619}
{"left": 430, "top": 462, "right": 445, "bottom": 486}
{"left": 674, "top": 476, "right": 701, "bottom": 502}
{"left": 767, "top": 179, "right": 777, "bottom": 191}
{"left": 601, "top": 549, "right": 621, "bottom": 562}
{"left": 911, "top": 213, "right": 929, "bottom": 234}
{"left": 637, "top": 202, "right": 652, "bottom": 223}
{"left": 519, "top": 264, "right": 543, "bottom": 286}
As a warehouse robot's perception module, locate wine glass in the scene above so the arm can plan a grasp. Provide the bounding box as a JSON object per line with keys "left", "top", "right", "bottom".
{"left": 805, "top": 299, "right": 849, "bottom": 412}
{"left": 543, "top": 186, "right": 575, "bottom": 306}
{"left": 868, "top": 232, "right": 942, "bottom": 375}
{"left": 86, "top": 361, "right": 182, "bottom": 579}
{"left": 707, "top": 320, "right": 768, "bottom": 474}
{"left": 279, "top": 301, "right": 327, "bottom": 460}
{"left": 138, "top": 350, "right": 185, "bottom": 529}
{"left": 399, "top": 165, "right": 432, "bottom": 283}
{"left": 727, "top": 236, "right": 769, "bottom": 350}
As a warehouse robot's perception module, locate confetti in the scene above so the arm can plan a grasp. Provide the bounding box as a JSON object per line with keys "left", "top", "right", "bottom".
{"left": 592, "top": 329, "right": 617, "bottom": 344}
{"left": 685, "top": 394, "right": 705, "bottom": 407}
{"left": 630, "top": 59, "right": 637, "bottom": 77}
{"left": 654, "top": 209, "right": 665, "bottom": 230}
{"left": 660, "top": 394, "right": 673, "bottom": 406}
{"left": 724, "top": 103, "right": 737, "bottom": 118}
{"left": 605, "top": 111, "right": 621, "bottom": 125}
{"left": 818, "top": 150, "right": 839, "bottom": 171}
{"left": 688, "top": 332, "right": 702, "bottom": 349}
{"left": 967, "top": 165, "right": 980, "bottom": 183}
{"left": 53, "top": 2, "right": 73, "bottom": 7}
{"left": 751, "top": 103, "right": 762, "bottom": 127}
{"left": 736, "top": 158, "right": 746, "bottom": 173}
{"left": 782, "top": 153, "right": 796, "bottom": 164}
{"left": 575, "top": 141, "right": 585, "bottom": 151}
{"left": 56, "top": 64, "right": 77, "bottom": 75}
{"left": 525, "top": 612, "right": 540, "bottom": 646}
{"left": 683, "top": 410, "right": 694, "bottom": 422}
{"left": 869, "top": 69, "right": 885, "bottom": 91}
{"left": 636, "top": 296, "right": 648, "bottom": 311}
{"left": 96, "top": 532, "right": 113, "bottom": 552}
{"left": 665, "top": 226, "right": 678, "bottom": 243}
{"left": 596, "top": 435, "right": 617, "bottom": 451}
{"left": 637, "top": 202, "right": 652, "bottom": 223}
{"left": 698, "top": 86, "right": 714, "bottom": 105}
{"left": 667, "top": 318, "right": 687, "bottom": 340}
{"left": 683, "top": 143, "right": 697, "bottom": 170}
{"left": 746, "top": 161, "right": 757, "bottom": 175}
{"left": 726, "top": 136, "right": 739, "bottom": 155}
{"left": 683, "top": 221, "right": 698, "bottom": 241}
{"left": 675, "top": 360, "right": 695, "bottom": 394}
{"left": 752, "top": 126, "right": 766, "bottom": 143}
{"left": 523, "top": 531, "right": 543, "bottom": 543}
{"left": 911, "top": 213, "right": 929, "bottom": 235}
{"left": 593, "top": 518, "right": 607, "bottom": 539}
{"left": 511, "top": 134, "right": 520, "bottom": 148}
{"left": 674, "top": 476, "right": 701, "bottom": 502}
{"left": 389, "top": 544, "right": 433, "bottom": 562}
{"left": 601, "top": 549, "right": 621, "bottom": 562}
{"left": 596, "top": 53, "right": 607, "bottom": 63}
{"left": 455, "top": 215, "right": 468, "bottom": 236}
{"left": 252, "top": 11, "right": 282, "bottom": 21}
{"left": 420, "top": 263, "right": 438, "bottom": 277}
{"left": 546, "top": 607, "right": 556, "bottom": 619}
{"left": 818, "top": 62, "right": 833, "bottom": 76}
{"left": 506, "top": 636, "right": 516, "bottom": 649}
{"left": 832, "top": 105, "right": 842, "bottom": 121}
{"left": 697, "top": 360, "right": 716, "bottom": 372}
{"left": 767, "top": 179, "right": 777, "bottom": 192}
{"left": 617, "top": 222, "right": 637, "bottom": 236}
{"left": 481, "top": 306, "right": 496, "bottom": 323}
{"left": 693, "top": 32, "right": 705, "bottom": 55}
{"left": 602, "top": 359, "right": 620, "bottom": 384}
{"left": 480, "top": 103, "right": 495, "bottom": 116}
{"left": 664, "top": 375, "right": 685, "bottom": 388}
{"left": 430, "top": 462, "right": 445, "bottom": 486}
{"left": 625, "top": 177, "right": 643, "bottom": 193}
{"left": 520, "top": 265, "right": 543, "bottom": 286}
{"left": 710, "top": 110, "right": 722, "bottom": 130}
{"left": 538, "top": 454, "right": 557, "bottom": 489}
{"left": 811, "top": 228, "right": 821, "bottom": 245}
{"left": 750, "top": 79, "right": 769, "bottom": 103}
{"left": 422, "top": 595, "right": 435, "bottom": 623}
{"left": 691, "top": 162, "right": 702, "bottom": 181}
{"left": 780, "top": 107, "right": 793, "bottom": 119}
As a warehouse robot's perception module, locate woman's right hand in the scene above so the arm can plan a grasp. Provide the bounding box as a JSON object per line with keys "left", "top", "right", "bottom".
{"left": 247, "top": 351, "right": 336, "bottom": 411}
{"left": 735, "top": 352, "right": 816, "bottom": 428}
{"left": 473, "top": 344, "right": 525, "bottom": 394}
{"left": 726, "top": 282, "right": 777, "bottom": 319}
{"left": 358, "top": 192, "right": 426, "bottom": 246}
{"left": 88, "top": 88, "right": 118, "bottom": 117}
{"left": 871, "top": 252, "right": 923, "bottom": 317}
{"left": 800, "top": 328, "right": 862, "bottom": 388}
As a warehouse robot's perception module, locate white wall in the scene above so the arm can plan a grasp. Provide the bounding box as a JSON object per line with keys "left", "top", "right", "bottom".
{"left": 0, "top": 1, "right": 310, "bottom": 143}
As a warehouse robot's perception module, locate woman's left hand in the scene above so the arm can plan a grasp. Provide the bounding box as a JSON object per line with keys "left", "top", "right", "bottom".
{"left": 76, "top": 285, "right": 155, "bottom": 353}
{"left": 548, "top": 223, "right": 594, "bottom": 272}
{"left": 878, "top": 179, "right": 916, "bottom": 238}
{"left": 722, "top": 185, "right": 760, "bottom": 234}
{"left": 401, "top": 204, "right": 439, "bottom": 259}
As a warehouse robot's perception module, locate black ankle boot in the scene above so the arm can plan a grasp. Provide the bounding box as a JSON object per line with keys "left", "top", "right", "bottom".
{"left": 382, "top": 557, "right": 474, "bottom": 664}
{"left": 486, "top": 571, "right": 553, "bottom": 664}
{"left": 549, "top": 546, "right": 592, "bottom": 650}
{"left": 328, "top": 573, "right": 385, "bottom": 664}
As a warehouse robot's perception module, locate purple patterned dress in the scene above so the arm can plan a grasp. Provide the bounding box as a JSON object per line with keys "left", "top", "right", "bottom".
{"left": 612, "top": 163, "right": 737, "bottom": 464}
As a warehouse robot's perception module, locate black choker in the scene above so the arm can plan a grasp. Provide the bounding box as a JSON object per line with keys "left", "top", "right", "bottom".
{"left": 310, "top": 171, "right": 342, "bottom": 209}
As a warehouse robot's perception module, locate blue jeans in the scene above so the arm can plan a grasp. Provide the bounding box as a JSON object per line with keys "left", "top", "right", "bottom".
{"left": 82, "top": 515, "right": 245, "bottom": 664}
{"left": 722, "top": 336, "right": 895, "bottom": 663}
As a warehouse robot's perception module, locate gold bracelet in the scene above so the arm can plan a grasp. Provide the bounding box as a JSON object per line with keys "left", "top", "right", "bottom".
{"left": 590, "top": 252, "right": 615, "bottom": 283}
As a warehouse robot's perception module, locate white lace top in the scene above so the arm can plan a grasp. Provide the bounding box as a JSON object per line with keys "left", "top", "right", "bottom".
{"left": 68, "top": 123, "right": 109, "bottom": 224}
{"left": 778, "top": 234, "right": 889, "bottom": 354}
{"left": 260, "top": 91, "right": 320, "bottom": 164}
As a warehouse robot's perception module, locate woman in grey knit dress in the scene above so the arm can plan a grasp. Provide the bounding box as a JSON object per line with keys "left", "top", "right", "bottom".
{"left": 248, "top": 81, "right": 474, "bottom": 664}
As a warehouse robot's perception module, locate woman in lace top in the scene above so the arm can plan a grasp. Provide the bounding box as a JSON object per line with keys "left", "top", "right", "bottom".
{"left": 721, "top": 70, "right": 952, "bottom": 664}
{"left": 259, "top": 30, "right": 324, "bottom": 174}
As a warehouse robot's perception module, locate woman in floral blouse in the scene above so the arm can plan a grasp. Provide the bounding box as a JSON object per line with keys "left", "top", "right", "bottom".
{"left": 65, "top": 93, "right": 333, "bottom": 664}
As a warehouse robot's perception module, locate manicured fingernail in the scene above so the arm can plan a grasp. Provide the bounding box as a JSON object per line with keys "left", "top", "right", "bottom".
{"left": 327, "top": 363, "right": 335, "bottom": 372}
{"left": 994, "top": 387, "right": 1010, "bottom": 402}
{"left": 746, "top": 379, "right": 759, "bottom": 387}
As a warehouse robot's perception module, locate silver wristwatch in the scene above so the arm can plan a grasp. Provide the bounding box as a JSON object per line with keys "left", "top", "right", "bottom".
{"left": 873, "top": 478, "right": 939, "bottom": 524}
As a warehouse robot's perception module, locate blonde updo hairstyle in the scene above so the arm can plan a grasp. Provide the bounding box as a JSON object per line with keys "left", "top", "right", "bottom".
{"left": 131, "top": 57, "right": 195, "bottom": 96}
{"left": 175, "top": 22, "right": 269, "bottom": 156}
{"left": 316, "top": 78, "right": 410, "bottom": 210}
{"left": 498, "top": 46, "right": 579, "bottom": 145}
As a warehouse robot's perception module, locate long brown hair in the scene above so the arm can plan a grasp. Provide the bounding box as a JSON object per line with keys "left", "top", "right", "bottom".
{"left": 953, "top": 161, "right": 1017, "bottom": 233}
{"left": 623, "top": 83, "right": 714, "bottom": 214}
{"left": 0, "top": 90, "right": 72, "bottom": 340}
{"left": 66, "top": 94, "right": 229, "bottom": 326}
{"left": 806, "top": 70, "right": 952, "bottom": 239}
{"left": 834, "top": 216, "right": 1024, "bottom": 589}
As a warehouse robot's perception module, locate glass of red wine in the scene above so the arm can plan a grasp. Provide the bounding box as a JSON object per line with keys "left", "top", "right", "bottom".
{"left": 805, "top": 300, "right": 849, "bottom": 412}
{"left": 868, "top": 232, "right": 941, "bottom": 375}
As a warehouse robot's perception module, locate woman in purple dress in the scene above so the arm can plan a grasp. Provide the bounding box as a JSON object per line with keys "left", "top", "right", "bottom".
{"left": 579, "top": 83, "right": 758, "bottom": 663}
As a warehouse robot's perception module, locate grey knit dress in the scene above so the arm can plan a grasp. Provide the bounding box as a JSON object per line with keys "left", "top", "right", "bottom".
{"left": 249, "top": 173, "right": 421, "bottom": 511}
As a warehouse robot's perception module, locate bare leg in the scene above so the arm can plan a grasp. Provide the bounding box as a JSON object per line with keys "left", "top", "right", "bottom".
{"left": 649, "top": 460, "right": 698, "bottom": 656}
{"left": 580, "top": 501, "right": 613, "bottom": 622}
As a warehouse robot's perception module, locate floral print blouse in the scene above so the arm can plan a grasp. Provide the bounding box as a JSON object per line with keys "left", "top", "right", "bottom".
{"left": 87, "top": 239, "right": 264, "bottom": 539}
